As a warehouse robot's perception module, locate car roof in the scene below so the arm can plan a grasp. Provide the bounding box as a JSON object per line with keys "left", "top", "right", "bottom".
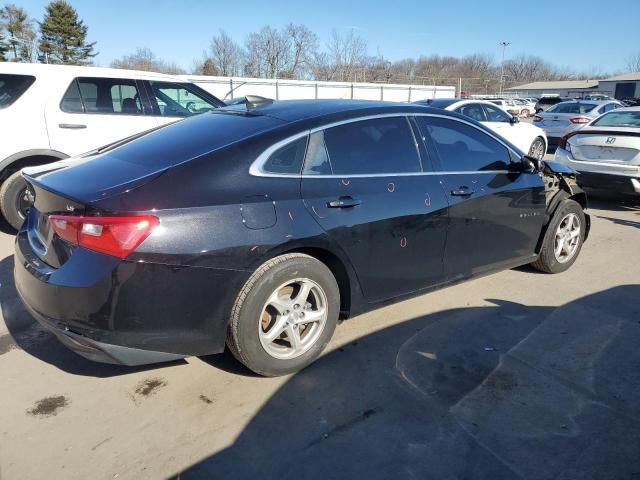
{"left": 0, "top": 62, "right": 188, "bottom": 83}
{"left": 554, "top": 99, "right": 620, "bottom": 105}
{"left": 226, "top": 99, "right": 446, "bottom": 123}
{"left": 413, "top": 98, "right": 459, "bottom": 109}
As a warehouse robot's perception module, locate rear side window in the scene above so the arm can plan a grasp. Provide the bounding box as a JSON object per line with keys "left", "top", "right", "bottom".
{"left": 546, "top": 102, "right": 596, "bottom": 114}
{"left": 418, "top": 117, "right": 510, "bottom": 172}
{"left": 61, "top": 77, "right": 143, "bottom": 115}
{"left": 263, "top": 136, "right": 307, "bottom": 174}
{"left": 323, "top": 117, "right": 421, "bottom": 175}
{"left": 0, "top": 74, "right": 36, "bottom": 109}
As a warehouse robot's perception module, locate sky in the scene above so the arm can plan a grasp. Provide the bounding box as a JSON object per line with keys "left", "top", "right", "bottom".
{"left": 16, "top": 0, "right": 640, "bottom": 74}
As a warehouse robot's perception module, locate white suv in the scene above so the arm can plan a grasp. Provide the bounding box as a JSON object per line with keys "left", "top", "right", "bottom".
{"left": 0, "top": 63, "right": 224, "bottom": 229}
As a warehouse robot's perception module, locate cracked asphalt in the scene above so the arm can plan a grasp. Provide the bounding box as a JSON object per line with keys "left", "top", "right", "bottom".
{"left": 0, "top": 191, "right": 639, "bottom": 480}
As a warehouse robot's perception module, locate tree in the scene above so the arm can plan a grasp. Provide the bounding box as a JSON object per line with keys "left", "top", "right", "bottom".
{"left": 626, "top": 52, "right": 640, "bottom": 73}
{"left": 38, "top": 0, "right": 96, "bottom": 65}
{"left": 324, "top": 29, "right": 367, "bottom": 81}
{"left": 193, "top": 57, "right": 218, "bottom": 76}
{"left": 111, "top": 47, "right": 185, "bottom": 74}
{"left": 284, "top": 23, "right": 318, "bottom": 79}
{"left": 244, "top": 26, "right": 291, "bottom": 78}
{"left": 0, "top": 4, "right": 36, "bottom": 62}
{"left": 0, "top": 30, "right": 8, "bottom": 61}
{"left": 207, "top": 30, "right": 242, "bottom": 76}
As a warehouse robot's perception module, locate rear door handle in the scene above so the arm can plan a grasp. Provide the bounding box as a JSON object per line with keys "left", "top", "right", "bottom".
{"left": 59, "top": 123, "right": 87, "bottom": 129}
{"left": 327, "top": 196, "right": 362, "bottom": 208}
{"left": 450, "top": 187, "right": 475, "bottom": 197}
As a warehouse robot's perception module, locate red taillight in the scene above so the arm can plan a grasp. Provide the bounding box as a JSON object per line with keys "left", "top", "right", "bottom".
{"left": 533, "top": 115, "right": 543, "bottom": 122}
{"left": 49, "top": 215, "right": 159, "bottom": 259}
{"left": 569, "top": 117, "right": 590, "bottom": 124}
{"left": 558, "top": 131, "right": 580, "bottom": 150}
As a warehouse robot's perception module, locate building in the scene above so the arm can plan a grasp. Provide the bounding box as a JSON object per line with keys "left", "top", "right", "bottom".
{"left": 597, "top": 72, "right": 640, "bottom": 99}
{"left": 505, "top": 80, "right": 599, "bottom": 98}
{"left": 507, "top": 72, "right": 640, "bottom": 100}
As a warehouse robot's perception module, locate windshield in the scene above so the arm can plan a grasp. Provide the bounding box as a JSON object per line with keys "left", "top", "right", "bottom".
{"left": 591, "top": 111, "right": 640, "bottom": 127}
{"left": 546, "top": 102, "right": 596, "bottom": 114}
{"left": 0, "top": 74, "right": 36, "bottom": 109}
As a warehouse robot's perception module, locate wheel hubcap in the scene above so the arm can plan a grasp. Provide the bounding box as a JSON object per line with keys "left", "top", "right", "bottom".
{"left": 529, "top": 139, "right": 545, "bottom": 160}
{"left": 17, "top": 187, "right": 34, "bottom": 220}
{"left": 554, "top": 213, "right": 581, "bottom": 263}
{"left": 258, "top": 278, "right": 328, "bottom": 360}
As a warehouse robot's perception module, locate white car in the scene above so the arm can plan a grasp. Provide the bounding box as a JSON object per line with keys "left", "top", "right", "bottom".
{"left": 417, "top": 99, "right": 548, "bottom": 159}
{"left": 554, "top": 106, "right": 640, "bottom": 196}
{"left": 512, "top": 98, "right": 536, "bottom": 117}
{"left": 0, "top": 63, "right": 224, "bottom": 229}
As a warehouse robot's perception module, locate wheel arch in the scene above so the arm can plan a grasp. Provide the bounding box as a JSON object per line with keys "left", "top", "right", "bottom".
{"left": 0, "top": 149, "right": 69, "bottom": 183}
{"left": 258, "top": 243, "right": 364, "bottom": 320}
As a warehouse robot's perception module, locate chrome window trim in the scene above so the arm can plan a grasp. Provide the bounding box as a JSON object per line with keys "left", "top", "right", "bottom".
{"left": 249, "top": 112, "right": 521, "bottom": 178}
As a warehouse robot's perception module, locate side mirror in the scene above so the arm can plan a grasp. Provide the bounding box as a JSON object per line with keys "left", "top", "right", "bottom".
{"left": 520, "top": 155, "right": 540, "bottom": 173}
{"left": 510, "top": 115, "right": 520, "bottom": 124}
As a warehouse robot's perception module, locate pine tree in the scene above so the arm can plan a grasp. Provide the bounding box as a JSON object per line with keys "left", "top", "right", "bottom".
{"left": 1, "top": 4, "right": 36, "bottom": 62}
{"left": 0, "top": 30, "right": 9, "bottom": 62}
{"left": 38, "top": 0, "right": 96, "bottom": 65}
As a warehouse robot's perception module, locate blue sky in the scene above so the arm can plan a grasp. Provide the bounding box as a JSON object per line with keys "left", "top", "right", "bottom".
{"left": 18, "top": 0, "right": 640, "bottom": 74}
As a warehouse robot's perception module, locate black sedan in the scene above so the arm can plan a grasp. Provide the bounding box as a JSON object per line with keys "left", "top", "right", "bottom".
{"left": 15, "top": 100, "right": 589, "bottom": 376}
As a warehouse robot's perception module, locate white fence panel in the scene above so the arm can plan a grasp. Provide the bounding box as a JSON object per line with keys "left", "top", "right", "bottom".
{"left": 183, "top": 75, "right": 455, "bottom": 103}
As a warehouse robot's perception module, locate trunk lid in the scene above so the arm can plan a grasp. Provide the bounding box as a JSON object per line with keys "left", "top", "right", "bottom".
{"left": 568, "top": 129, "right": 640, "bottom": 165}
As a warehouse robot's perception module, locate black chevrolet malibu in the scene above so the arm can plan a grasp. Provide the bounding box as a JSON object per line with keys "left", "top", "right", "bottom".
{"left": 15, "top": 99, "right": 590, "bottom": 376}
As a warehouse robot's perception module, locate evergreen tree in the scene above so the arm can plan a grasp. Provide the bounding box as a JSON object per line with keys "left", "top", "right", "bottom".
{"left": 0, "top": 30, "right": 9, "bottom": 61}
{"left": 38, "top": 0, "right": 96, "bottom": 65}
{"left": 0, "top": 4, "right": 36, "bottom": 62}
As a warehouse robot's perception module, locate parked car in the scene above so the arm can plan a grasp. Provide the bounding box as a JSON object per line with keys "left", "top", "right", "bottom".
{"left": 16, "top": 100, "right": 589, "bottom": 376}
{"left": 554, "top": 106, "right": 640, "bottom": 196}
{"left": 534, "top": 96, "right": 572, "bottom": 113}
{"left": 512, "top": 98, "right": 536, "bottom": 117}
{"left": 487, "top": 99, "right": 523, "bottom": 116}
{"left": 415, "top": 99, "right": 548, "bottom": 158}
{"left": 533, "top": 100, "right": 624, "bottom": 147}
{"left": 0, "top": 63, "right": 224, "bottom": 229}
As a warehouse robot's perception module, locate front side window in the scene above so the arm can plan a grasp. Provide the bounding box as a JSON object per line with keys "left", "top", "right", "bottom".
{"left": 484, "top": 104, "right": 511, "bottom": 122}
{"left": 322, "top": 117, "right": 421, "bottom": 175}
{"left": 263, "top": 136, "right": 307, "bottom": 174}
{"left": 148, "top": 81, "right": 221, "bottom": 117}
{"left": 61, "top": 77, "right": 143, "bottom": 115}
{"left": 0, "top": 74, "right": 36, "bottom": 109}
{"left": 418, "top": 116, "right": 510, "bottom": 172}
{"left": 456, "top": 104, "right": 487, "bottom": 122}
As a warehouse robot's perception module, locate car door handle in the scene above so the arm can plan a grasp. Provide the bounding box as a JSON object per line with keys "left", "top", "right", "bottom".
{"left": 327, "top": 196, "right": 361, "bottom": 208}
{"left": 59, "top": 123, "right": 87, "bottom": 129}
{"left": 450, "top": 187, "right": 475, "bottom": 197}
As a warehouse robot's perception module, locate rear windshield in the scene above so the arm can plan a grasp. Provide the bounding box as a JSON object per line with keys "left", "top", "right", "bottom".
{"left": 93, "top": 111, "right": 283, "bottom": 168}
{"left": 546, "top": 102, "right": 596, "bottom": 114}
{"left": 0, "top": 74, "right": 36, "bottom": 109}
{"left": 591, "top": 111, "right": 640, "bottom": 127}
{"left": 539, "top": 97, "right": 561, "bottom": 105}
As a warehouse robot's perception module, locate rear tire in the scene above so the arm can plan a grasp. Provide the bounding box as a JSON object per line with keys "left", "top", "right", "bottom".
{"left": 0, "top": 171, "right": 31, "bottom": 231}
{"left": 531, "top": 199, "right": 585, "bottom": 274}
{"left": 528, "top": 136, "right": 546, "bottom": 160}
{"left": 520, "top": 108, "right": 529, "bottom": 117}
{"left": 227, "top": 253, "right": 340, "bottom": 376}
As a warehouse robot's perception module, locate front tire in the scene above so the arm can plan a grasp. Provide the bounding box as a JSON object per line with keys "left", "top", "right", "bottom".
{"left": 227, "top": 253, "right": 340, "bottom": 376}
{"left": 520, "top": 108, "right": 530, "bottom": 117}
{"left": 0, "top": 171, "right": 32, "bottom": 230}
{"left": 528, "top": 136, "right": 546, "bottom": 160}
{"left": 531, "top": 199, "right": 585, "bottom": 273}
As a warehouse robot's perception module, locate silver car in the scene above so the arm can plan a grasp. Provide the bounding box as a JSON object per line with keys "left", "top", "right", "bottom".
{"left": 533, "top": 100, "right": 623, "bottom": 147}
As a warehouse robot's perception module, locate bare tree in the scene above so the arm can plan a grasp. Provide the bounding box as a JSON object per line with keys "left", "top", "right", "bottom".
{"left": 244, "top": 26, "right": 291, "bottom": 78}
{"left": 626, "top": 52, "right": 640, "bottom": 72}
{"left": 284, "top": 23, "right": 318, "bottom": 79}
{"left": 193, "top": 57, "right": 218, "bottom": 76}
{"left": 0, "top": 4, "right": 36, "bottom": 62}
{"left": 111, "top": 47, "right": 185, "bottom": 74}
{"left": 325, "top": 28, "right": 367, "bottom": 81}
{"left": 208, "top": 30, "right": 242, "bottom": 76}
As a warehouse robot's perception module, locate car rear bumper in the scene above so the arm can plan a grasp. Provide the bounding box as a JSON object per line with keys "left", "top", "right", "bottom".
{"left": 14, "top": 229, "right": 250, "bottom": 365}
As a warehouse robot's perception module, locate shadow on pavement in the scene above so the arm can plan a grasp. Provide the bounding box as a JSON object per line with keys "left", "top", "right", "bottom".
{"left": 0, "top": 255, "right": 187, "bottom": 377}
{"left": 175, "top": 285, "right": 640, "bottom": 480}
{"left": 597, "top": 215, "right": 640, "bottom": 230}
{"left": 587, "top": 193, "right": 640, "bottom": 212}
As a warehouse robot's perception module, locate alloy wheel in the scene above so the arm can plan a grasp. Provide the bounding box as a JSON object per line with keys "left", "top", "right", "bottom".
{"left": 258, "top": 278, "right": 328, "bottom": 360}
{"left": 529, "top": 138, "right": 546, "bottom": 160}
{"left": 554, "top": 213, "right": 581, "bottom": 263}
